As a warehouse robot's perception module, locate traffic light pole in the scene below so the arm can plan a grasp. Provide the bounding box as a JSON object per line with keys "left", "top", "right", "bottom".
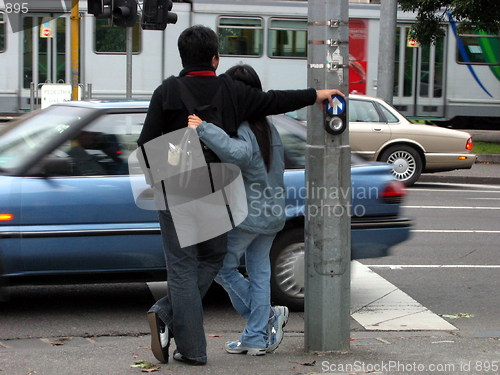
{"left": 126, "top": 26, "right": 133, "bottom": 98}
{"left": 305, "top": 0, "right": 351, "bottom": 352}
{"left": 71, "top": 0, "right": 79, "bottom": 100}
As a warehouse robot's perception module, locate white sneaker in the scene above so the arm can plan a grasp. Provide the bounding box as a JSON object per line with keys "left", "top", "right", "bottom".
{"left": 266, "top": 306, "right": 289, "bottom": 353}
{"left": 225, "top": 340, "right": 266, "bottom": 356}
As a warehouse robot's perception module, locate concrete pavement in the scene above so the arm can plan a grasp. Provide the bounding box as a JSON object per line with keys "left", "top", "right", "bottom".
{"left": 1, "top": 318, "right": 498, "bottom": 375}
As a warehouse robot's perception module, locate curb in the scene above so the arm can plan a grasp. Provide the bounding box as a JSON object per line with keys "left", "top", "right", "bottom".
{"left": 476, "top": 154, "right": 500, "bottom": 163}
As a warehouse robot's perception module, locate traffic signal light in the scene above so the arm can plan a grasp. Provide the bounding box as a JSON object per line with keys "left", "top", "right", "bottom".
{"left": 87, "top": 0, "right": 137, "bottom": 27}
{"left": 87, "top": 0, "right": 112, "bottom": 18}
{"left": 113, "top": 0, "right": 138, "bottom": 27}
{"left": 142, "top": 0, "right": 178, "bottom": 30}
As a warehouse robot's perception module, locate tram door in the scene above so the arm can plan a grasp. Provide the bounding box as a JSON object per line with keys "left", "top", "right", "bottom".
{"left": 393, "top": 25, "right": 446, "bottom": 120}
{"left": 21, "top": 14, "right": 71, "bottom": 108}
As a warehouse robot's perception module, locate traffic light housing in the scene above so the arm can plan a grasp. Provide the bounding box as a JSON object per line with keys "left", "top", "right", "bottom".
{"left": 87, "top": 0, "right": 137, "bottom": 27}
{"left": 142, "top": 0, "right": 178, "bottom": 30}
{"left": 87, "top": 0, "right": 112, "bottom": 18}
{"left": 113, "top": 0, "right": 138, "bottom": 27}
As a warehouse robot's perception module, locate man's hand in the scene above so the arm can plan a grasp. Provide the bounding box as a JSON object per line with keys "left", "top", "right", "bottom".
{"left": 315, "top": 89, "right": 346, "bottom": 107}
{"left": 187, "top": 114, "right": 203, "bottom": 129}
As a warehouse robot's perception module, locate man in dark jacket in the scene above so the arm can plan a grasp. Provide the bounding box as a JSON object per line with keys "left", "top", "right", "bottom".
{"left": 138, "top": 24, "right": 343, "bottom": 366}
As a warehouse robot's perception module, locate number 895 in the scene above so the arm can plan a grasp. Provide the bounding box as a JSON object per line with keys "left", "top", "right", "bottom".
{"left": 6, "top": 3, "right": 29, "bottom": 14}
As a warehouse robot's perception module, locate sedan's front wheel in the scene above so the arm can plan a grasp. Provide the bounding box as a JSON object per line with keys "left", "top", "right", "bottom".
{"left": 270, "top": 228, "right": 305, "bottom": 311}
{"left": 380, "top": 145, "right": 423, "bottom": 186}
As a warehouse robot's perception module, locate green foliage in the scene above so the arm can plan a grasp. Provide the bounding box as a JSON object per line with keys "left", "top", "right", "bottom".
{"left": 473, "top": 141, "right": 500, "bottom": 154}
{"left": 399, "top": 0, "right": 500, "bottom": 45}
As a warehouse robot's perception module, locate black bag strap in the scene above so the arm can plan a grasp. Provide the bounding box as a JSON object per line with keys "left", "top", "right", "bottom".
{"left": 177, "top": 78, "right": 223, "bottom": 120}
{"left": 177, "top": 79, "right": 198, "bottom": 114}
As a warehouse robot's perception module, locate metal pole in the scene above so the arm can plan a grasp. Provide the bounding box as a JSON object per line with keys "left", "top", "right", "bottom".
{"left": 377, "top": 0, "right": 397, "bottom": 104}
{"left": 70, "top": 0, "right": 79, "bottom": 101}
{"left": 126, "top": 26, "right": 133, "bottom": 99}
{"left": 305, "top": 0, "right": 351, "bottom": 352}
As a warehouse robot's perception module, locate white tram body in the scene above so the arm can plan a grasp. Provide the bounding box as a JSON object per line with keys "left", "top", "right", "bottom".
{"left": 0, "top": 0, "right": 498, "bottom": 127}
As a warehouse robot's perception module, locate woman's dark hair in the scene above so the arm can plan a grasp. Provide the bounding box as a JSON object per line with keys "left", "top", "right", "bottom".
{"left": 226, "top": 64, "right": 272, "bottom": 172}
{"left": 178, "top": 25, "right": 219, "bottom": 67}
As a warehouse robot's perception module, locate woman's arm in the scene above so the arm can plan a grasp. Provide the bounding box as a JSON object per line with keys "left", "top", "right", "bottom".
{"left": 187, "top": 114, "right": 254, "bottom": 168}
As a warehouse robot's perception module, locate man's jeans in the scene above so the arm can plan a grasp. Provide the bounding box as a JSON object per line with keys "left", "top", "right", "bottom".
{"left": 149, "top": 209, "right": 227, "bottom": 363}
{"left": 215, "top": 228, "right": 276, "bottom": 349}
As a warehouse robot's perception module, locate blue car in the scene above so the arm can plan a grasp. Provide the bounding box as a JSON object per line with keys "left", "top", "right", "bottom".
{"left": 0, "top": 101, "right": 411, "bottom": 309}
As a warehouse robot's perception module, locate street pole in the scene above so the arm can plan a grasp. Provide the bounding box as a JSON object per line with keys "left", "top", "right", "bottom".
{"left": 126, "top": 26, "right": 133, "bottom": 99}
{"left": 377, "top": 0, "right": 397, "bottom": 104}
{"left": 305, "top": 0, "right": 351, "bottom": 352}
{"left": 70, "top": 0, "right": 79, "bottom": 100}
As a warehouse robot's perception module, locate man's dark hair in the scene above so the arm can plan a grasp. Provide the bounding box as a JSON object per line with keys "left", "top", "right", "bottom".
{"left": 178, "top": 25, "right": 219, "bottom": 67}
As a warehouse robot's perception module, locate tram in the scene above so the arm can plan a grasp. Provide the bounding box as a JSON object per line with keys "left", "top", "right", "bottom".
{"left": 0, "top": 0, "right": 498, "bottom": 128}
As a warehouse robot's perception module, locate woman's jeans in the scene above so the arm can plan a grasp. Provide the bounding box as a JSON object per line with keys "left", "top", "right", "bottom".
{"left": 215, "top": 228, "right": 276, "bottom": 349}
{"left": 149, "top": 209, "right": 227, "bottom": 363}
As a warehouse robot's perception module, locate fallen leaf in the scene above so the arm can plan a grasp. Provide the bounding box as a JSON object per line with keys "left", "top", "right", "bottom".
{"left": 131, "top": 360, "right": 156, "bottom": 369}
{"left": 141, "top": 368, "right": 160, "bottom": 373}
{"left": 208, "top": 334, "right": 222, "bottom": 337}
{"left": 289, "top": 360, "right": 316, "bottom": 366}
{"left": 50, "top": 342, "right": 65, "bottom": 346}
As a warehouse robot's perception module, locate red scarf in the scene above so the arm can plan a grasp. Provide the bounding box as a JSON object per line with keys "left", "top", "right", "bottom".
{"left": 185, "top": 71, "right": 216, "bottom": 77}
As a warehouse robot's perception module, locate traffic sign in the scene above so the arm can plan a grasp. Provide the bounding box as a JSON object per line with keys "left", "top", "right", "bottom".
{"left": 40, "top": 18, "right": 53, "bottom": 38}
{"left": 325, "top": 94, "right": 346, "bottom": 115}
{"left": 41, "top": 84, "right": 81, "bottom": 109}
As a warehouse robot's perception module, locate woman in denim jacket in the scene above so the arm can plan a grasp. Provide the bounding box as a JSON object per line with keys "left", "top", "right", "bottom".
{"left": 187, "top": 64, "right": 289, "bottom": 356}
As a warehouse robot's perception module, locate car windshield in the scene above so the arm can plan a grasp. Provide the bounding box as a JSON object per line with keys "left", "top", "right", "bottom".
{"left": 0, "top": 106, "right": 92, "bottom": 171}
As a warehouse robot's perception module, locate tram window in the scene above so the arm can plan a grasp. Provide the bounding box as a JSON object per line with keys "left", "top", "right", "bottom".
{"left": 218, "top": 17, "right": 263, "bottom": 56}
{"left": 457, "top": 33, "right": 500, "bottom": 65}
{"left": 0, "top": 13, "right": 5, "bottom": 52}
{"left": 268, "top": 18, "right": 307, "bottom": 58}
{"left": 94, "top": 20, "right": 141, "bottom": 54}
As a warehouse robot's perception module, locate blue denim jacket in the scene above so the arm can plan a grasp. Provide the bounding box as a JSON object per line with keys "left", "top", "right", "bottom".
{"left": 196, "top": 120, "right": 285, "bottom": 235}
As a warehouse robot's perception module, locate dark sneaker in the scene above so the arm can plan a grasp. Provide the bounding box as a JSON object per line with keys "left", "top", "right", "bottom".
{"left": 147, "top": 311, "right": 171, "bottom": 363}
{"left": 173, "top": 350, "right": 206, "bottom": 365}
{"left": 224, "top": 340, "right": 266, "bottom": 356}
{"left": 266, "top": 305, "right": 289, "bottom": 353}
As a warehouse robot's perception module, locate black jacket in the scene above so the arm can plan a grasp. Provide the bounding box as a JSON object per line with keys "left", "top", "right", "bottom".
{"left": 138, "top": 66, "right": 316, "bottom": 146}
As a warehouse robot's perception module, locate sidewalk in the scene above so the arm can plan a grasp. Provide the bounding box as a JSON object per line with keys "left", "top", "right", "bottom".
{"left": 1, "top": 321, "right": 498, "bottom": 375}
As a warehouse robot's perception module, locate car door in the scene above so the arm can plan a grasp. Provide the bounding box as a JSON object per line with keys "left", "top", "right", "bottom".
{"left": 18, "top": 111, "right": 165, "bottom": 276}
{"left": 349, "top": 99, "right": 391, "bottom": 160}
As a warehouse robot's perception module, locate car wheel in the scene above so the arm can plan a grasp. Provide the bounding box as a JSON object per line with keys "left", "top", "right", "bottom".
{"left": 270, "top": 228, "right": 305, "bottom": 311}
{"left": 380, "top": 145, "right": 423, "bottom": 186}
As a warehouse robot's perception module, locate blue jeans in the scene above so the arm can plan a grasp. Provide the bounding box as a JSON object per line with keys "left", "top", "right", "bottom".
{"left": 215, "top": 228, "right": 276, "bottom": 349}
{"left": 149, "top": 209, "right": 227, "bottom": 363}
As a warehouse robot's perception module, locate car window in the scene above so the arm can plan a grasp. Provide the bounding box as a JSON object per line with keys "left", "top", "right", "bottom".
{"left": 377, "top": 103, "right": 400, "bottom": 123}
{"left": 349, "top": 100, "right": 381, "bottom": 122}
{"left": 45, "top": 112, "right": 146, "bottom": 176}
{"left": 0, "top": 106, "right": 92, "bottom": 171}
